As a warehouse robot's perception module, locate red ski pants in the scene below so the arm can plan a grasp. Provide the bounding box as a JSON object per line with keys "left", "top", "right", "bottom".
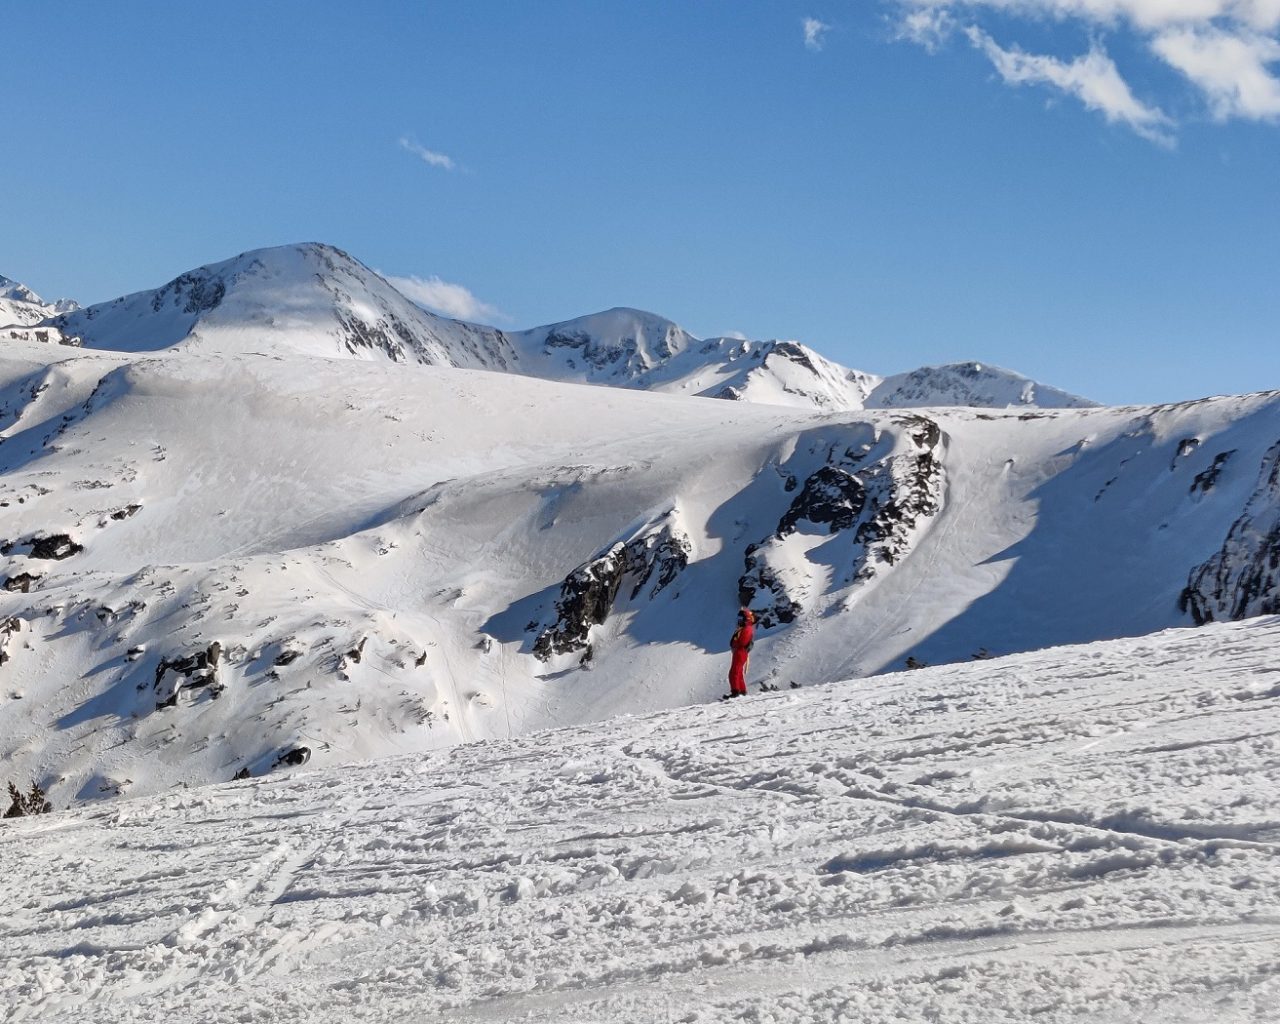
{"left": 729, "top": 650, "right": 750, "bottom": 695}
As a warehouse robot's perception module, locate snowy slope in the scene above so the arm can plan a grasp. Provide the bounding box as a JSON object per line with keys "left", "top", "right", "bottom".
{"left": 0, "top": 325, "right": 1276, "bottom": 808}
{"left": 4, "top": 616, "right": 1279, "bottom": 1022}
{"left": 36, "top": 243, "right": 1093, "bottom": 412}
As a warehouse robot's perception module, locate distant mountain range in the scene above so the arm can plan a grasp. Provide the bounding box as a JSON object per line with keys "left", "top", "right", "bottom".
{"left": 0, "top": 273, "right": 77, "bottom": 329}
{"left": 8, "top": 242, "right": 1095, "bottom": 412}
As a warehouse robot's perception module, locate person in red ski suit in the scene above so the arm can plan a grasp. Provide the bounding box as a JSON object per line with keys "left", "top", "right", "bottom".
{"left": 728, "top": 608, "right": 755, "bottom": 697}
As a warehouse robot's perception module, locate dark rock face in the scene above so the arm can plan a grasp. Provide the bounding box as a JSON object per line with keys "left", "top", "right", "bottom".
{"left": 778, "top": 465, "right": 867, "bottom": 536}
{"left": 1190, "top": 451, "right": 1235, "bottom": 496}
{"left": 737, "top": 553, "right": 800, "bottom": 629}
{"left": 738, "top": 417, "right": 945, "bottom": 625}
{"left": 1181, "top": 441, "right": 1280, "bottom": 624}
{"left": 0, "top": 616, "right": 21, "bottom": 666}
{"left": 542, "top": 320, "right": 687, "bottom": 377}
{"left": 336, "top": 308, "right": 418, "bottom": 362}
{"left": 764, "top": 341, "right": 822, "bottom": 377}
{"left": 853, "top": 417, "right": 943, "bottom": 570}
{"left": 154, "top": 641, "right": 223, "bottom": 710}
{"left": 27, "top": 534, "right": 84, "bottom": 560}
{"left": 273, "top": 746, "right": 311, "bottom": 769}
{"left": 174, "top": 272, "right": 226, "bottom": 315}
{"left": 2, "top": 573, "right": 40, "bottom": 593}
{"left": 544, "top": 329, "right": 633, "bottom": 373}
{"left": 532, "top": 518, "right": 691, "bottom": 661}
{"left": 1172, "top": 437, "right": 1201, "bottom": 470}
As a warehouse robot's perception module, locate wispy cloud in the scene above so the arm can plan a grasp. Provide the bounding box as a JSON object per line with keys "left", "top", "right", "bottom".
{"left": 386, "top": 274, "right": 505, "bottom": 323}
{"left": 967, "top": 26, "right": 1175, "bottom": 142}
{"left": 803, "top": 17, "right": 831, "bottom": 50}
{"left": 1152, "top": 26, "right": 1280, "bottom": 119}
{"left": 899, "top": 1, "right": 1280, "bottom": 31}
{"left": 398, "top": 136, "right": 457, "bottom": 172}
{"left": 893, "top": 0, "right": 1280, "bottom": 136}
{"left": 896, "top": 5, "right": 956, "bottom": 51}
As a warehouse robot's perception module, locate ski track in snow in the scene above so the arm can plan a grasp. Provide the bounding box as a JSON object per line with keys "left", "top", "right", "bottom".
{"left": 5, "top": 617, "right": 1280, "bottom": 1022}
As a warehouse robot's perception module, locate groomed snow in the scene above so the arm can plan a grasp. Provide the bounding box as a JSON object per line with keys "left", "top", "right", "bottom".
{"left": 5, "top": 616, "right": 1279, "bottom": 1022}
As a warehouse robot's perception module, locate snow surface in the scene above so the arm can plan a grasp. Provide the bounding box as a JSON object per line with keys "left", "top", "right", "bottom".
{"left": 4, "top": 616, "right": 1279, "bottom": 1022}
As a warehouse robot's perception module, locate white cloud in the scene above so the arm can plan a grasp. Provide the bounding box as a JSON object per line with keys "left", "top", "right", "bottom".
{"left": 966, "top": 26, "right": 1175, "bottom": 141}
{"left": 398, "top": 136, "right": 457, "bottom": 172}
{"left": 897, "top": 5, "right": 957, "bottom": 50}
{"left": 895, "top": 0, "right": 1280, "bottom": 133}
{"left": 901, "top": 0, "right": 1280, "bottom": 32}
{"left": 803, "top": 17, "right": 831, "bottom": 50}
{"left": 1152, "top": 25, "right": 1280, "bottom": 118}
{"left": 386, "top": 274, "right": 505, "bottom": 323}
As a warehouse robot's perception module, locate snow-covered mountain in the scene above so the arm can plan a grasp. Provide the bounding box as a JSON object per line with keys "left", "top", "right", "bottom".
{"left": 504, "top": 308, "right": 882, "bottom": 410}
{"left": 868, "top": 360, "right": 1093, "bottom": 409}
{"left": 37, "top": 243, "right": 1094, "bottom": 412}
{"left": 6, "top": 615, "right": 1280, "bottom": 1022}
{"left": 46, "top": 243, "right": 517, "bottom": 368}
{"left": 0, "top": 274, "right": 77, "bottom": 330}
{"left": 0, "top": 313, "right": 1275, "bottom": 807}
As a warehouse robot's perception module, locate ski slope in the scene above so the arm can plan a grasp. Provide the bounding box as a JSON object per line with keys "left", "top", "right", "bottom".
{"left": 4, "top": 616, "right": 1279, "bottom": 1022}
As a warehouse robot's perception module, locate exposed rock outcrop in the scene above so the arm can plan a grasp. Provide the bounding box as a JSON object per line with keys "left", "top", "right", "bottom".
{"left": 532, "top": 515, "right": 691, "bottom": 661}
{"left": 1190, "top": 451, "right": 1235, "bottom": 497}
{"left": 2, "top": 573, "right": 40, "bottom": 593}
{"left": 0, "top": 616, "right": 21, "bottom": 666}
{"left": 154, "top": 641, "right": 223, "bottom": 709}
{"left": 1181, "top": 441, "right": 1280, "bottom": 624}
{"left": 28, "top": 534, "right": 84, "bottom": 560}
{"left": 739, "top": 417, "right": 945, "bottom": 626}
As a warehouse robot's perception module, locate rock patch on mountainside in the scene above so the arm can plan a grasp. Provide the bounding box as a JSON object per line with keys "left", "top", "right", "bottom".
{"left": 1181, "top": 440, "right": 1280, "bottom": 623}
{"left": 154, "top": 641, "right": 223, "bottom": 710}
{"left": 532, "top": 515, "right": 691, "bottom": 661}
{"left": 740, "top": 416, "right": 944, "bottom": 626}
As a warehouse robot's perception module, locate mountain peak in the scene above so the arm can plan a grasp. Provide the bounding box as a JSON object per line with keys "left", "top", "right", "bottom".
{"left": 0, "top": 274, "right": 44, "bottom": 306}
{"left": 869, "top": 361, "right": 1097, "bottom": 410}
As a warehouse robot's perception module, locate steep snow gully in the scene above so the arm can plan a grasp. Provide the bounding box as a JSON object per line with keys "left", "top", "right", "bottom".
{"left": 3, "top": 619, "right": 1279, "bottom": 1022}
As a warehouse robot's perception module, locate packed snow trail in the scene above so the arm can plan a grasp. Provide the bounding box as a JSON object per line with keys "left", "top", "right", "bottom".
{"left": 4, "top": 618, "right": 1280, "bottom": 1022}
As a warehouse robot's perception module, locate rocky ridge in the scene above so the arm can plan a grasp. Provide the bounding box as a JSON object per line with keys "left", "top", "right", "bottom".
{"left": 1182, "top": 438, "right": 1280, "bottom": 623}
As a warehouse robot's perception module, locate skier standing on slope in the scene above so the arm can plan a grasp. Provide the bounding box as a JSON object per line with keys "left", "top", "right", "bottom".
{"left": 727, "top": 608, "right": 755, "bottom": 698}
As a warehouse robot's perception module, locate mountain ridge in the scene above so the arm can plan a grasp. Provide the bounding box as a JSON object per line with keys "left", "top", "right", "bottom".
{"left": 25, "top": 242, "right": 1096, "bottom": 412}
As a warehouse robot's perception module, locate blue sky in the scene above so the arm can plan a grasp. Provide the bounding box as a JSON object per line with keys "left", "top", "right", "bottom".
{"left": 3, "top": 1, "right": 1278, "bottom": 404}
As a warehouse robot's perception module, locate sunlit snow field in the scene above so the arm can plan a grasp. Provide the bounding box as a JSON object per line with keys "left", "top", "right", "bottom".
{"left": 5, "top": 617, "right": 1279, "bottom": 1023}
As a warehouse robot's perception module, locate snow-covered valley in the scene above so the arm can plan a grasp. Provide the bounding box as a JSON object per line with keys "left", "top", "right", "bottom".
{"left": 5, "top": 617, "right": 1279, "bottom": 1021}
